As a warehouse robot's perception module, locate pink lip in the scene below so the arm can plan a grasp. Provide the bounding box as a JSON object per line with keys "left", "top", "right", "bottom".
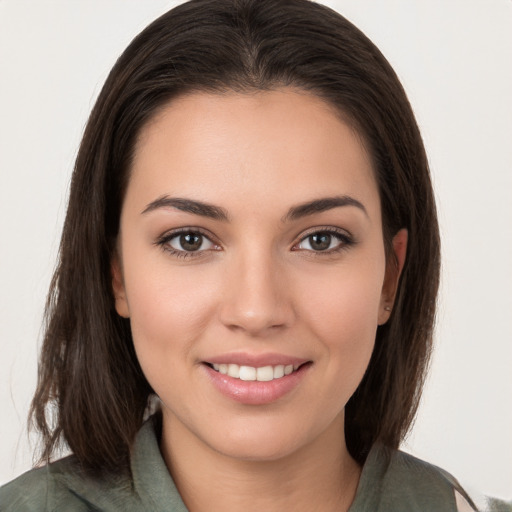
{"left": 204, "top": 352, "right": 309, "bottom": 367}
{"left": 202, "top": 360, "right": 312, "bottom": 405}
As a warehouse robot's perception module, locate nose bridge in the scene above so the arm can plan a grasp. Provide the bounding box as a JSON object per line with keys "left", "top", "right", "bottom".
{"left": 219, "top": 242, "right": 293, "bottom": 335}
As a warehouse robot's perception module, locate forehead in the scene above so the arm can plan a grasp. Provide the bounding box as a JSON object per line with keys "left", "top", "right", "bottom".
{"left": 128, "top": 88, "right": 379, "bottom": 219}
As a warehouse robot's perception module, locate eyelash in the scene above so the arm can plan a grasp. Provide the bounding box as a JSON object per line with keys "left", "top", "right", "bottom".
{"left": 154, "top": 228, "right": 220, "bottom": 260}
{"left": 292, "top": 227, "right": 355, "bottom": 255}
{"left": 155, "top": 226, "right": 355, "bottom": 259}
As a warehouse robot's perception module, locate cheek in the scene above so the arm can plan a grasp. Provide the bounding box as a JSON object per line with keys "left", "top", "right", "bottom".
{"left": 123, "top": 263, "right": 223, "bottom": 412}
{"left": 296, "top": 258, "right": 385, "bottom": 380}
{"left": 300, "top": 257, "right": 384, "bottom": 332}
{"left": 122, "top": 257, "right": 220, "bottom": 361}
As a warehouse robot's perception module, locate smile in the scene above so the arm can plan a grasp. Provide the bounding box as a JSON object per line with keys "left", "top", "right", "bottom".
{"left": 209, "top": 363, "right": 300, "bottom": 381}
{"left": 204, "top": 360, "right": 311, "bottom": 405}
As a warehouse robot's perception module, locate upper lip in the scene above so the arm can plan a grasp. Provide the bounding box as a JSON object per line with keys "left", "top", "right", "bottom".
{"left": 204, "top": 352, "right": 310, "bottom": 367}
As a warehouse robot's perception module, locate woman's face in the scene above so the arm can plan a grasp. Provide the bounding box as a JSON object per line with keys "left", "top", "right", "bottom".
{"left": 113, "top": 89, "right": 404, "bottom": 462}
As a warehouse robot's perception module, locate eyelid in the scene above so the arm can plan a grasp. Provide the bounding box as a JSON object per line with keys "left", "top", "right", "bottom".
{"left": 292, "top": 226, "right": 354, "bottom": 252}
{"left": 155, "top": 227, "right": 222, "bottom": 257}
{"left": 155, "top": 225, "right": 354, "bottom": 258}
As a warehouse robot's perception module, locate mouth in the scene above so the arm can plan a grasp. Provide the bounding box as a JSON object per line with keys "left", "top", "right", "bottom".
{"left": 202, "top": 358, "right": 312, "bottom": 404}
{"left": 205, "top": 362, "right": 305, "bottom": 382}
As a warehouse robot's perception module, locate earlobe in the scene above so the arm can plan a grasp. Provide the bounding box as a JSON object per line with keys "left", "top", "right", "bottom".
{"left": 378, "top": 228, "right": 408, "bottom": 325}
{"left": 111, "top": 254, "right": 130, "bottom": 318}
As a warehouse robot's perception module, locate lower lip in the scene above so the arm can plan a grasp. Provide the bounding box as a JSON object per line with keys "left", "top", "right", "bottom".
{"left": 203, "top": 363, "right": 311, "bottom": 405}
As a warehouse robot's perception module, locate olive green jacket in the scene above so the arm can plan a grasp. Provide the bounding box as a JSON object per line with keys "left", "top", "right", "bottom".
{"left": 1, "top": 416, "right": 509, "bottom": 511}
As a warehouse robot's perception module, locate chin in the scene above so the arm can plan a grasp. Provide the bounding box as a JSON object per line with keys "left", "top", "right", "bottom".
{"left": 200, "top": 412, "right": 343, "bottom": 463}
{"left": 210, "top": 431, "right": 305, "bottom": 462}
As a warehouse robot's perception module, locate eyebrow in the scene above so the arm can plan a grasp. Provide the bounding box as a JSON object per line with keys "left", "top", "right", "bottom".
{"left": 283, "top": 195, "right": 368, "bottom": 221}
{"left": 141, "top": 194, "right": 367, "bottom": 222}
{"left": 141, "top": 196, "right": 229, "bottom": 221}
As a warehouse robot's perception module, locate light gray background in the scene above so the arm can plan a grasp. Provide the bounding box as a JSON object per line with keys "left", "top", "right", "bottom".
{"left": 1, "top": 0, "right": 511, "bottom": 500}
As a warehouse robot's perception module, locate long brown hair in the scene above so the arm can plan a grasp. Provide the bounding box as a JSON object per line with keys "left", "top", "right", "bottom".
{"left": 31, "top": 0, "right": 440, "bottom": 473}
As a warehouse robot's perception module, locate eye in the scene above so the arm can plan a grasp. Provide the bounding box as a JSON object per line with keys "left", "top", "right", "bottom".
{"left": 168, "top": 232, "right": 214, "bottom": 252}
{"left": 294, "top": 229, "right": 353, "bottom": 253}
{"left": 156, "top": 229, "right": 220, "bottom": 257}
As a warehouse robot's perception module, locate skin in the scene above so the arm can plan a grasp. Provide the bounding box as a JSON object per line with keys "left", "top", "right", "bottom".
{"left": 112, "top": 89, "right": 407, "bottom": 512}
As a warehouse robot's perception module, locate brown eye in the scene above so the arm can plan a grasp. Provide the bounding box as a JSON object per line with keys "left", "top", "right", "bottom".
{"left": 295, "top": 229, "right": 351, "bottom": 253}
{"left": 168, "top": 231, "right": 215, "bottom": 252}
{"left": 308, "top": 233, "right": 332, "bottom": 251}
{"left": 180, "top": 233, "right": 203, "bottom": 251}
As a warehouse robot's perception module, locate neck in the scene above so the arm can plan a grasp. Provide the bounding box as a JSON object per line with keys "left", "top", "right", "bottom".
{"left": 160, "top": 412, "right": 361, "bottom": 512}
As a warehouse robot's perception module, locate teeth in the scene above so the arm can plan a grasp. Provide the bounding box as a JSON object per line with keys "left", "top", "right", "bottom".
{"left": 209, "top": 363, "right": 301, "bottom": 381}
{"left": 227, "top": 364, "right": 240, "bottom": 378}
{"left": 239, "top": 366, "right": 257, "bottom": 381}
{"left": 256, "top": 366, "right": 273, "bottom": 381}
{"left": 273, "top": 365, "right": 284, "bottom": 379}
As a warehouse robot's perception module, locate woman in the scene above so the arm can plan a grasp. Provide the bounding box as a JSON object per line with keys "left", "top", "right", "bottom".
{"left": 0, "top": 0, "right": 509, "bottom": 510}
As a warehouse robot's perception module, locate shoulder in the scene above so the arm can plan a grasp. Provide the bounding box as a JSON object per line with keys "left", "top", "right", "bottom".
{"left": 0, "top": 456, "right": 136, "bottom": 512}
{"left": 353, "top": 445, "right": 512, "bottom": 512}
{"left": 1, "top": 464, "right": 50, "bottom": 511}
{"left": 352, "top": 444, "right": 477, "bottom": 511}
{"left": 0, "top": 456, "right": 77, "bottom": 511}
{"left": 389, "top": 450, "right": 512, "bottom": 512}
{"left": 386, "top": 448, "right": 465, "bottom": 494}
{"left": 0, "top": 415, "right": 187, "bottom": 512}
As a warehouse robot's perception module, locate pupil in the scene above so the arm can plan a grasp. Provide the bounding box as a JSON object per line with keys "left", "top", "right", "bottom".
{"left": 311, "top": 233, "right": 331, "bottom": 251}
{"left": 180, "top": 233, "right": 202, "bottom": 251}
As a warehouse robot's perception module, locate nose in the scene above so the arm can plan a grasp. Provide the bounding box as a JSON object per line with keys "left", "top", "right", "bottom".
{"left": 218, "top": 250, "right": 295, "bottom": 336}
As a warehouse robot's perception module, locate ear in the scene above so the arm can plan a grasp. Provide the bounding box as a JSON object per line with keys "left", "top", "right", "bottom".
{"left": 378, "top": 228, "right": 408, "bottom": 325}
{"left": 111, "top": 253, "right": 130, "bottom": 318}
